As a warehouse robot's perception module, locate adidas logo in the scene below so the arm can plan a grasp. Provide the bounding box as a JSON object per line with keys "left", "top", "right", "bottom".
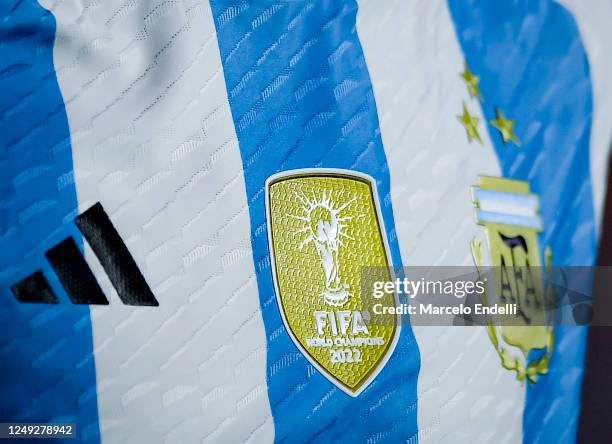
{"left": 11, "top": 203, "right": 159, "bottom": 307}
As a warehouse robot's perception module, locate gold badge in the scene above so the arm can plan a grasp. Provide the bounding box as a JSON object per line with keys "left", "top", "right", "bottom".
{"left": 471, "top": 176, "right": 554, "bottom": 383}
{"left": 266, "top": 169, "right": 400, "bottom": 396}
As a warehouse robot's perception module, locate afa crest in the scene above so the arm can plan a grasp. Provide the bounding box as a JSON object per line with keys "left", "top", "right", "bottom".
{"left": 471, "top": 176, "right": 555, "bottom": 383}
{"left": 265, "top": 169, "right": 399, "bottom": 396}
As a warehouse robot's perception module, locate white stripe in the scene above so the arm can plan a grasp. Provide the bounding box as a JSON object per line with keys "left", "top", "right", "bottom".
{"left": 356, "top": 0, "right": 525, "bottom": 442}
{"left": 556, "top": 0, "right": 612, "bottom": 233}
{"left": 40, "top": 0, "right": 273, "bottom": 442}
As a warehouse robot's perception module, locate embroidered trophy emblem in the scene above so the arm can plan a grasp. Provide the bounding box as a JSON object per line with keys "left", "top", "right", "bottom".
{"left": 266, "top": 169, "right": 399, "bottom": 395}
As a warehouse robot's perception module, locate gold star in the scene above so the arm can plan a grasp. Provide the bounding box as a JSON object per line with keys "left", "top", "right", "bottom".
{"left": 460, "top": 64, "right": 483, "bottom": 101}
{"left": 490, "top": 108, "right": 521, "bottom": 146}
{"left": 457, "top": 102, "right": 482, "bottom": 144}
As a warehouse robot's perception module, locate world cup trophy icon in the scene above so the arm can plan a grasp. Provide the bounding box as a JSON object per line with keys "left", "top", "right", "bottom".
{"left": 292, "top": 189, "right": 356, "bottom": 307}
{"left": 266, "top": 170, "right": 400, "bottom": 395}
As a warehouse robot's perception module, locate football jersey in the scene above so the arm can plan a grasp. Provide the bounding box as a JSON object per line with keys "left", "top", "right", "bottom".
{"left": 1, "top": 0, "right": 611, "bottom": 443}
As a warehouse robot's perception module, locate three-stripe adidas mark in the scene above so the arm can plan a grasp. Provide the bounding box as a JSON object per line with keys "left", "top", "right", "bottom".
{"left": 11, "top": 203, "right": 159, "bottom": 306}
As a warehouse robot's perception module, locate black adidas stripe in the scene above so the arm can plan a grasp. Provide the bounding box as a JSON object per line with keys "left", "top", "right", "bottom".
{"left": 75, "top": 203, "right": 158, "bottom": 306}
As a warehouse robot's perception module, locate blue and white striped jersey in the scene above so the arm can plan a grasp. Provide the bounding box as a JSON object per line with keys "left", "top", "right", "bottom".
{"left": 1, "top": 0, "right": 611, "bottom": 442}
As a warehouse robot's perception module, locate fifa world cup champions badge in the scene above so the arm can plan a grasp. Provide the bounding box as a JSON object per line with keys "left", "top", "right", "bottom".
{"left": 266, "top": 170, "right": 400, "bottom": 396}
{"left": 471, "top": 176, "right": 555, "bottom": 383}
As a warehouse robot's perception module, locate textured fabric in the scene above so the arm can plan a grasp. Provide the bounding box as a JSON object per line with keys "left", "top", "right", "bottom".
{"left": 209, "top": 1, "right": 420, "bottom": 442}
{"left": 1, "top": 0, "right": 610, "bottom": 443}
{"left": 0, "top": 1, "right": 100, "bottom": 440}
{"left": 448, "top": 1, "right": 597, "bottom": 441}
{"left": 39, "top": 0, "right": 273, "bottom": 442}
{"left": 356, "top": 1, "right": 522, "bottom": 441}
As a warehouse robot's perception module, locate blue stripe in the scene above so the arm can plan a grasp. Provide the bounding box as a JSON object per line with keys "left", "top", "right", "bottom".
{"left": 209, "top": 0, "right": 419, "bottom": 441}
{"left": 0, "top": 2, "right": 100, "bottom": 442}
{"left": 473, "top": 188, "right": 539, "bottom": 210}
{"left": 476, "top": 210, "right": 543, "bottom": 230}
{"left": 448, "top": 1, "right": 597, "bottom": 442}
